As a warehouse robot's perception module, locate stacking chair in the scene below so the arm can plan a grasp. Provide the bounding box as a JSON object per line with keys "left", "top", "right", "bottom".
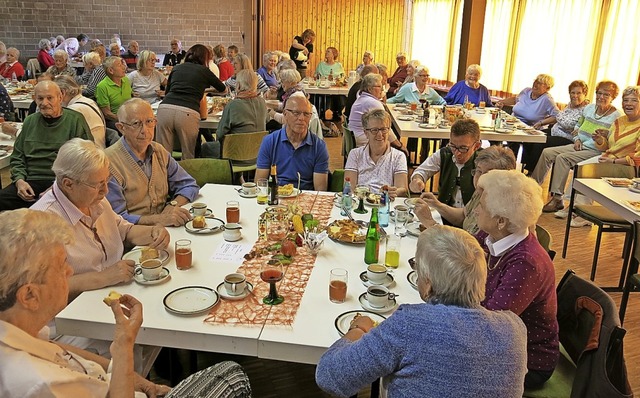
{"left": 329, "top": 169, "right": 345, "bottom": 193}
{"left": 342, "top": 124, "right": 356, "bottom": 167}
{"left": 221, "top": 131, "right": 267, "bottom": 183}
{"left": 562, "top": 163, "right": 635, "bottom": 289}
{"left": 619, "top": 220, "right": 640, "bottom": 324}
{"left": 26, "top": 58, "right": 41, "bottom": 79}
{"left": 535, "top": 224, "right": 556, "bottom": 260}
{"left": 178, "top": 158, "right": 233, "bottom": 187}
{"left": 523, "top": 270, "right": 632, "bottom": 398}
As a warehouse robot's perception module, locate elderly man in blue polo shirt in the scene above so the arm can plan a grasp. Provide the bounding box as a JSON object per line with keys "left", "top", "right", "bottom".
{"left": 256, "top": 95, "right": 329, "bottom": 191}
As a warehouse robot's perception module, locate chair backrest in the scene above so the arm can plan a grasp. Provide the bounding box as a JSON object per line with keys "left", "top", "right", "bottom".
{"left": 555, "top": 270, "right": 632, "bottom": 397}
{"left": 221, "top": 131, "right": 267, "bottom": 165}
{"left": 342, "top": 126, "right": 356, "bottom": 159}
{"left": 26, "top": 58, "right": 41, "bottom": 79}
{"left": 535, "top": 224, "right": 556, "bottom": 260}
{"left": 178, "top": 158, "right": 234, "bottom": 187}
{"left": 329, "top": 169, "right": 345, "bottom": 193}
{"left": 105, "top": 127, "right": 120, "bottom": 147}
{"left": 576, "top": 163, "right": 636, "bottom": 179}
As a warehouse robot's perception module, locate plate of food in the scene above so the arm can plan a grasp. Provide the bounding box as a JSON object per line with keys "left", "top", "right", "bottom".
{"left": 334, "top": 310, "right": 386, "bottom": 336}
{"left": 122, "top": 247, "right": 170, "bottom": 265}
{"left": 602, "top": 177, "right": 633, "bottom": 187}
{"left": 624, "top": 200, "right": 640, "bottom": 212}
{"left": 185, "top": 217, "right": 225, "bottom": 234}
{"left": 397, "top": 115, "right": 414, "bottom": 121}
{"left": 326, "top": 219, "right": 367, "bottom": 244}
{"left": 365, "top": 192, "right": 383, "bottom": 207}
{"left": 406, "top": 221, "right": 426, "bottom": 237}
{"left": 278, "top": 184, "right": 300, "bottom": 198}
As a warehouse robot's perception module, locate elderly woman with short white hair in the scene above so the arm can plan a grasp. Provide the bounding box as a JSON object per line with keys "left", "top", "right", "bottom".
{"left": 0, "top": 208, "right": 251, "bottom": 397}
{"left": 127, "top": 50, "right": 167, "bottom": 103}
{"left": 45, "top": 49, "right": 76, "bottom": 77}
{"left": 37, "top": 38, "right": 55, "bottom": 70}
{"left": 0, "top": 47, "right": 25, "bottom": 80}
{"left": 350, "top": 74, "right": 404, "bottom": 150}
{"left": 257, "top": 51, "right": 279, "bottom": 88}
{"left": 474, "top": 169, "right": 559, "bottom": 388}
{"left": 355, "top": 50, "right": 374, "bottom": 75}
{"left": 387, "top": 65, "right": 445, "bottom": 105}
{"left": 498, "top": 73, "right": 559, "bottom": 126}
{"left": 81, "top": 52, "right": 107, "bottom": 99}
{"left": 316, "top": 225, "right": 528, "bottom": 397}
{"left": 445, "top": 64, "right": 493, "bottom": 107}
{"left": 53, "top": 75, "right": 106, "bottom": 148}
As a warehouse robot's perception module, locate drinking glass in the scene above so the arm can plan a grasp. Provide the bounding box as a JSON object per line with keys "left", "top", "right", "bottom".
{"left": 354, "top": 185, "right": 369, "bottom": 214}
{"left": 226, "top": 200, "right": 240, "bottom": 223}
{"left": 394, "top": 206, "right": 409, "bottom": 237}
{"left": 265, "top": 205, "right": 288, "bottom": 241}
{"left": 385, "top": 235, "right": 401, "bottom": 269}
{"left": 261, "top": 260, "right": 284, "bottom": 305}
{"left": 257, "top": 178, "right": 269, "bottom": 205}
{"left": 329, "top": 268, "right": 348, "bottom": 303}
{"left": 175, "top": 239, "right": 192, "bottom": 270}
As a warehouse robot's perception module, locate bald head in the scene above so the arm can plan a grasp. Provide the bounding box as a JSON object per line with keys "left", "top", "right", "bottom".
{"left": 117, "top": 97, "right": 151, "bottom": 122}
{"left": 34, "top": 81, "right": 63, "bottom": 118}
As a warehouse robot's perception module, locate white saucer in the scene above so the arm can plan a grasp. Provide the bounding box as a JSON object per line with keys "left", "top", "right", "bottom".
{"left": 407, "top": 271, "right": 418, "bottom": 290}
{"left": 359, "top": 271, "right": 395, "bottom": 288}
{"left": 134, "top": 267, "right": 171, "bottom": 285}
{"left": 216, "top": 281, "right": 254, "bottom": 300}
{"left": 238, "top": 191, "right": 258, "bottom": 198}
{"left": 358, "top": 292, "right": 398, "bottom": 314}
{"left": 189, "top": 208, "right": 213, "bottom": 216}
{"left": 628, "top": 186, "right": 640, "bottom": 194}
{"left": 418, "top": 123, "right": 436, "bottom": 129}
{"left": 397, "top": 115, "right": 414, "bottom": 121}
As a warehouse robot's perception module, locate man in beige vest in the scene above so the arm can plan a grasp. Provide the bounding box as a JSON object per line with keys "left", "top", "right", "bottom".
{"left": 105, "top": 98, "right": 199, "bottom": 226}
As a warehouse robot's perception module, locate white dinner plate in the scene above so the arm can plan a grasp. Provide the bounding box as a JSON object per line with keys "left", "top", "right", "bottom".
{"left": 163, "top": 286, "right": 219, "bottom": 315}
{"left": 185, "top": 217, "right": 225, "bottom": 234}
{"left": 495, "top": 128, "right": 516, "bottom": 134}
{"left": 279, "top": 188, "right": 300, "bottom": 198}
{"left": 404, "top": 198, "right": 419, "bottom": 208}
{"left": 406, "top": 221, "right": 424, "bottom": 237}
{"left": 134, "top": 267, "right": 171, "bottom": 285}
{"left": 122, "top": 248, "right": 170, "bottom": 265}
{"left": 397, "top": 115, "right": 414, "bottom": 121}
{"left": 334, "top": 310, "right": 387, "bottom": 337}
{"left": 215, "top": 282, "right": 254, "bottom": 301}
{"left": 418, "top": 123, "right": 436, "bottom": 129}
{"left": 407, "top": 271, "right": 418, "bottom": 290}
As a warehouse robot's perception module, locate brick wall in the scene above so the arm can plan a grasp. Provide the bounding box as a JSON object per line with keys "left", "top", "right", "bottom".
{"left": 0, "top": 0, "right": 253, "bottom": 63}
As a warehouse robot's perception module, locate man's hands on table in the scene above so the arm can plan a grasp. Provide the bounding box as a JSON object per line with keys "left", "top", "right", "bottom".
{"left": 102, "top": 260, "right": 136, "bottom": 285}
{"left": 159, "top": 203, "right": 191, "bottom": 227}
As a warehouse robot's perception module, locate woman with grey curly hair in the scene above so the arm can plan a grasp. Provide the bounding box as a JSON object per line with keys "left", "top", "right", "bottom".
{"left": 37, "top": 38, "right": 55, "bottom": 70}
{"left": 475, "top": 169, "right": 559, "bottom": 389}
{"left": 316, "top": 224, "right": 527, "bottom": 397}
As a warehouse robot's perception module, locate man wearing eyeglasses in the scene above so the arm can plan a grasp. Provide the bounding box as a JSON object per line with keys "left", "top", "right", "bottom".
{"left": 409, "top": 119, "right": 481, "bottom": 210}
{"left": 105, "top": 98, "right": 199, "bottom": 226}
{"left": 255, "top": 95, "right": 329, "bottom": 191}
{"left": 0, "top": 81, "right": 92, "bottom": 211}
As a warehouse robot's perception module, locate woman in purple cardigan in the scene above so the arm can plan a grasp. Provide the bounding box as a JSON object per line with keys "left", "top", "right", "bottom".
{"left": 474, "top": 169, "right": 559, "bottom": 388}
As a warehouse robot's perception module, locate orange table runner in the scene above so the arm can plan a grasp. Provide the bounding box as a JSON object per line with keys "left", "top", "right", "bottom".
{"left": 205, "top": 192, "right": 335, "bottom": 327}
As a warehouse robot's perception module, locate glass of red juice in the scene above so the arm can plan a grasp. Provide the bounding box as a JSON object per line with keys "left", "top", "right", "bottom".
{"left": 226, "top": 201, "right": 240, "bottom": 223}
{"left": 261, "top": 260, "right": 284, "bottom": 305}
{"left": 329, "top": 268, "right": 348, "bottom": 303}
{"left": 175, "top": 239, "right": 192, "bottom": 270}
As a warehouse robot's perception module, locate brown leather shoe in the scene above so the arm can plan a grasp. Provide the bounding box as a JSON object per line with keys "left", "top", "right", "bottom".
{"left": 542, "top": 198, "right": 564, "bottom": 213}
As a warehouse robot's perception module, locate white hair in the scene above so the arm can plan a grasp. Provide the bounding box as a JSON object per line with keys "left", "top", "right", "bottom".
{"left": 52, "top": 138, "right": 109, "bottom": 182}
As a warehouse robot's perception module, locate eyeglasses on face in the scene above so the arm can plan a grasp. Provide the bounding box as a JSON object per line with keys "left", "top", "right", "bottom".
{"left": 365, "top": 127, "right": 390, "bottom": 135}
{"left": 122, "top": 118, "right": 157, "bottom": 130}
{"left": 284, "top": 109, "right": 313, "bottom": 118}
{"left": 447, "top": 143, "right": 474, "bottom": 153}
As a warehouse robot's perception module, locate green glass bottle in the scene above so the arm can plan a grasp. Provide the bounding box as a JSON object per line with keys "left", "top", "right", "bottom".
{"left": 364, "top": 208, "right": 380, "bottom": 264}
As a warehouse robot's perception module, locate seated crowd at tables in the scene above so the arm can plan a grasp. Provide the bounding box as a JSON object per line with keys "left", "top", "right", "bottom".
{"left": 0, "top": 29, "right": 639, "bottom": 397}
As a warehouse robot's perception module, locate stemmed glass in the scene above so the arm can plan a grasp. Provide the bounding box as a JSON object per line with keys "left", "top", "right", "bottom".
{"left": 354, "top": 185, "right": 370, "bottom": 214}
{"left": 261, "top": 260, "right": 284, "bottom": 305}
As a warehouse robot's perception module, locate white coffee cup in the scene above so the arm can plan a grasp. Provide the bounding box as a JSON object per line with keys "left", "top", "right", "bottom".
{"left": 222, "top": 223, "right": 242, "bottom": 242}
{"left": 366, "top": 285, "right": 396, "bottom": 308}
{"left": 136, "top": 259, "right": 163, "bottom": 281}
{"left": 224, "top": 273, "right": 247, "bottom": 296}
{"left": 366, "top": 264, "right": 388, "bottom": 284}
{"left": 190, "top": 202, "right": 208, "bottom": 216}
{"left": 242, "top": 182, "right": 258, "bottom": 195}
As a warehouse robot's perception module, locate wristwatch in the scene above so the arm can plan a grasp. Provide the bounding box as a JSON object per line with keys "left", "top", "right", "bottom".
{"left": 167, "top": 200, "right": 178, "bottom": 207}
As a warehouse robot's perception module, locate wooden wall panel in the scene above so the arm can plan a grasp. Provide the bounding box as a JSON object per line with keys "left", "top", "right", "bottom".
{"left": 262, "top": 0, "right": 406, "bottom": 75}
